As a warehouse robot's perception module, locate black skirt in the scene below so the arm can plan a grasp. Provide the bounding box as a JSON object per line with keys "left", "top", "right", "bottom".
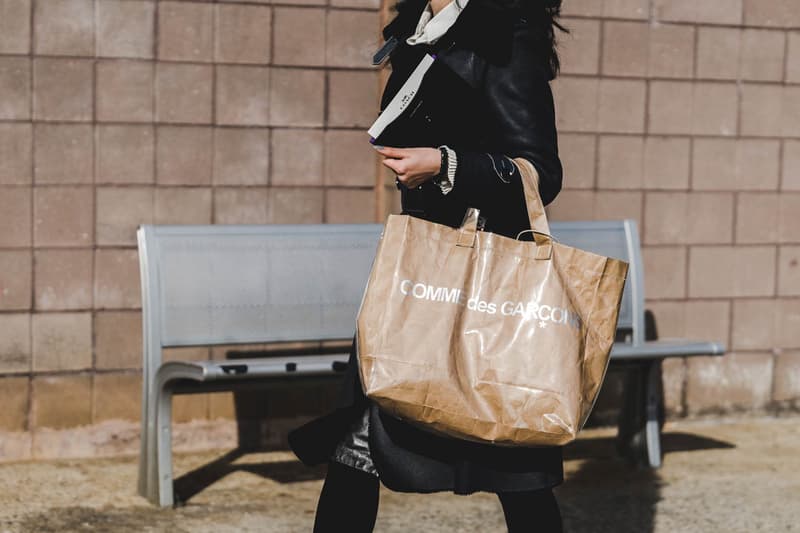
{"left": 288, "top": 339, "right": 564, "bottom": 495}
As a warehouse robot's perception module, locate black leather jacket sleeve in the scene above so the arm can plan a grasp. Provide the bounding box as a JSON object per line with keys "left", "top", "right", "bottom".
{"left": 450, "top": 26, "right": 563, "bottom": 208}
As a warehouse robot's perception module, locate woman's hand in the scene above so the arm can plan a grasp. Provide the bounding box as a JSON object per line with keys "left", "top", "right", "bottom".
{"left": 377, "top": 146, "right": 441, "bottom": 189}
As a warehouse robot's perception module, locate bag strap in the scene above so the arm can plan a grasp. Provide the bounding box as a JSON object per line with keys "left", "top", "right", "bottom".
{"left": 456, "top": 157, "right": 553, "bottom": 260}
{"left": 512, "top": 157, "right": 551, "bottom": 236}
{"left": 512, "top": 157, "right": 553, "bottom": 260}
{"left": 457, "top": 207, "right": 480, "bottom": 247}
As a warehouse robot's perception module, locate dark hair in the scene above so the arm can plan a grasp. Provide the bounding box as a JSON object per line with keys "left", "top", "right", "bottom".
{"left": 393, "top": 0, "right": 567, "bottom": 79}
{"left": 483, "top": 0, "right": 568, "bottom": 79}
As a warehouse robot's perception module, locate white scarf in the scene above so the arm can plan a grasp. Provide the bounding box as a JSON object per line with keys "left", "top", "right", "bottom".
{"left": 405, "top": 0, "right": 470, "bottom": 46}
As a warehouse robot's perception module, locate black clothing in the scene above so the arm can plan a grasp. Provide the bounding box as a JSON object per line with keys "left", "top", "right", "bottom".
{"left": 499, "top": 487, "right": 563, "bottom": 533}
{"left": 313, "top": 461, "right": 562, "bottom": 533}
{"left": 369, "top": 404, "right": 563, "bottom": 494}
{"left": 382, "top": 0, "right": 563, "bottom": 235}
{"left": 313, "top": 461, "right": 380, "bottom": 533}
{"left": 289, "top": 0, "right": 565, "bottom": 496}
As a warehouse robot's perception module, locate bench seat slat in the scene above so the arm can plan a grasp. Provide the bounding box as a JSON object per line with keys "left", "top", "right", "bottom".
{"left": 157, "top": 355, "right": 350, "bottom": 383}
{"left": 158, "top": 337, "right": 726, "bottom": 386}
{"left": 611, "top": 339, "right": 725, "bottom": 360}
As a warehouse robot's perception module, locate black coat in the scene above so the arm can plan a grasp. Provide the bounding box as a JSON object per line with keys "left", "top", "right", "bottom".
{"left": 289, "top": 0, "right": 564, "bottom": 495}
{"left": 383, "top": 0, "right": 563, "bottom": 234}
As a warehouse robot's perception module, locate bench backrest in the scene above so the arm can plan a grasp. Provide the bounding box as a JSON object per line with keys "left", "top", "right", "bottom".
{"left": 137, "top": 219, "right": 643, "bottom": 370}
{"left": 549, "top": 220, "right": 643, "bottom": 345}
{"left": 137, "top": 224, "right": 382, "bottom": 350}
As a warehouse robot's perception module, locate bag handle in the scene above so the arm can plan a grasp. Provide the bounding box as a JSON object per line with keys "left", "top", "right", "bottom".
{"left": 456, "top": 207, "right": 480, "bottom": 247}
{"left": 456, "top": 157, "right": 553, "bottom": 259}
{"left": 513, "top": 157, "right": 553, "bottom": 260}
{"left": 512, "top": 158, "right": 550, "bottom": 235}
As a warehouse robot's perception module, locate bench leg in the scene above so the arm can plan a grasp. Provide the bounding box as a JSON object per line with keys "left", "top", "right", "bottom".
{"left": 137, "top": 357, "right": 150, "bottom": 498}
{"left": 138, "top": 382, "right": 157, "bottom": 499}
{"left": 154, "top": 386, "right": 175, "bottom": 507}
{"left": 140, "top": 384, "right": 162, "bottom": 504}
{"left": 644, "top": 360, "right": 664, "bottom": 468}
{"left": 138, "top": 346, "right": 160, "bottom": 500}
{"left": 137, "top": 411, "right": 150, "bottom": 498}
{"left": 616, "top": 360, "right": 665, "bottom": 468}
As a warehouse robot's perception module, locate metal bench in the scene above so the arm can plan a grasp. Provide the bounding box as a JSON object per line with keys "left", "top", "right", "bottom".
{"left": 136, "top": 224, "right": 383, "bottom": 507}
{"left": 136, "top": 220, "right": 725, "bottom": 506}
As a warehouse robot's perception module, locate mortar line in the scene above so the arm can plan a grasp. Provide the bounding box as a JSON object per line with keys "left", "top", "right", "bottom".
{"left": 590, "top": 14, "right": 605, "bottom": 198}
{"left": 26, "top": 0, "right": 35, "bottom": 435}
{"left": 555, "top": 14, "right": 793, "bottom": 33}
{"left": 265, "top": 3, "right": 275, "bottom": 192}
{"left": 90, "top": 0, "right": 99, "bottom": 403}
{"left": 210, "top": 1, "right": 219, "bottom": 225}
{"left": 320, "top": 7, "right": 330, "bottom": 224}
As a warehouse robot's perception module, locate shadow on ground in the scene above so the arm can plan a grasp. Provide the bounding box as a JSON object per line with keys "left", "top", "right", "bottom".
{"left": 167, "top": 430, "right": 735, "bottom": 533}
{"left": 559, "top": 432, "right": 734, "bottom": 533}
{"left": 6, "top": 417, "right": 799, "bottom": 533}
{"left": 564, "top": 431, "right": 735, "bottom": 461}
{"left": 173, "top": 449, "right": 326, "bottom": 504}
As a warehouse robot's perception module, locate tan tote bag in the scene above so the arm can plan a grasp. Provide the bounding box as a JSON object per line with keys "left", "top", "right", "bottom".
{"left": 356, "top": 158, "right": 629, "bottom": 446}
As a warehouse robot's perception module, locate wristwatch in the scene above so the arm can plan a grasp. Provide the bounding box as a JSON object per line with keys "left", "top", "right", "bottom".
{"left": 432, "top": 146, "right": 449, "bottom": 185}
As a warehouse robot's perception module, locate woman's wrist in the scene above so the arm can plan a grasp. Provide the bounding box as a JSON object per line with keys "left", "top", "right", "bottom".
{"left": 425, "top": 147, "right": 444, "bottom": 177}
{"left": 433, "top": 146, "right": 457, "bottom": 195}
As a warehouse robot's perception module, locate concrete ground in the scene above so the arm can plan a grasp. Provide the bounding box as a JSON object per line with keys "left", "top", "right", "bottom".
{"left": 0, "top": 415, "right": 798, "bottom": 533}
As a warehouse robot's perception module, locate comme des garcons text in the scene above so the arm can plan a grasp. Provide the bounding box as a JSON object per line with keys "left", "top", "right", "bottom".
{"left": 398, "top": 280, "right": 582, "bottom": 330}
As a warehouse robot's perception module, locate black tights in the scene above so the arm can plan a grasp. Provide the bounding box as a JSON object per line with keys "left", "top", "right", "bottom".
{"left": 313, "top": 461, "right": 563, "bottom": 533}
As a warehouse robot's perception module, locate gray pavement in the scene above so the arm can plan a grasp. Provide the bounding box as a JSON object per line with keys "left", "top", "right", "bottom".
{"left": 0, "top": 415, "right": 798, "bottom": 532}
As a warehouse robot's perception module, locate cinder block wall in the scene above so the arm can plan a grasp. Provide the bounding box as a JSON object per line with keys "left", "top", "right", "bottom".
{"left": 548, "top": 0, "right": 800, "bottom": 417}
{"left": 0, "top": 0, "right": 799, "bottom": 459}
{"left": 0, "top": 0, "right": 383, "bottom": 457}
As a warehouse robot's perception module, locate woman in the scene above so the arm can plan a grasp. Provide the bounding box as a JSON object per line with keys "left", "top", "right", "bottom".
{"left": 290, "top": 0, "right": 567, "bottom": 531}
